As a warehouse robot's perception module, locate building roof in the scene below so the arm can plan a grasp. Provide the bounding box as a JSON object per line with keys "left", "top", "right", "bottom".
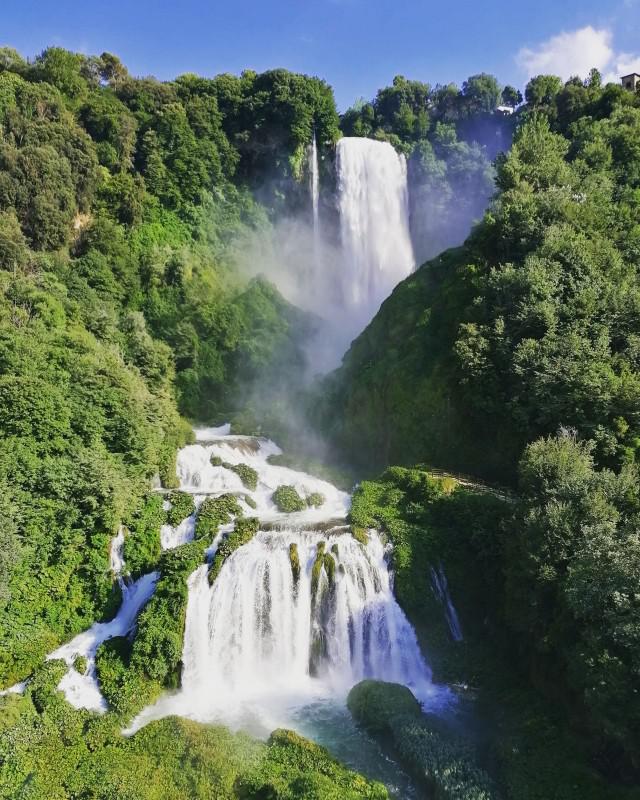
{"left": 621, "top": 73, "right": 640, "bottom": 80}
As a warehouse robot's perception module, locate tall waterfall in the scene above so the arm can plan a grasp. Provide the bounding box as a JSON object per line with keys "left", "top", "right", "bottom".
{"left": 335, "top": 137, "right": 415, "bottom": 327}
{"left": 128, "top": 427, "right": 443, "bottom": 734}
{"left": 309, "top": 132, "right": 320, "bottom": 237}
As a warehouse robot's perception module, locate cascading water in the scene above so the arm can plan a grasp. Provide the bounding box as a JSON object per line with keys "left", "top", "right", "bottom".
{"left": 272, "top": 136, "right": 417, "bottom": 372}
{"left": 22, "top": 424, "right": 448, "bottom": 794}
{"left": 335, "top": 137, "right": 415, "bottom": 328}
{"left": 309, "top": 132, "right": 320, "bottom": 243}
{"left": 128, "top": 426, "right": 446, "bottom": 737}
{"left": 430, "top": 563, "right": 463, "bottom": 642}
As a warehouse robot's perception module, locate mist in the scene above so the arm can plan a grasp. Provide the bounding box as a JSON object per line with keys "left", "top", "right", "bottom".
{"left": 232, "top": 136, "right": 417, "bottom": 378}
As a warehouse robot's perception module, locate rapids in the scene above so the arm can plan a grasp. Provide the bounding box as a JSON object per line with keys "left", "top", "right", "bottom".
{"left": 128, "top": 426, "right": 445, "bottom": 735}
{"left": 29, "top": 424, "right": 450, "bottom": 795}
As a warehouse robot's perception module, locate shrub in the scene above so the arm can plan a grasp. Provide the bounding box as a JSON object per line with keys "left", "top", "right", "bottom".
{"left": 236, "top": 728, "right": 389, "bottom": 800}
{"left": 228, "top": 462, "right": 258, "bottom": 491}
{"left": 306, "top": 492, "right": 325, "bottom": 508}
{"left": 166, "top": 491, "right": 195, "bottom": 526}
{"left": 73, "top": 655, "right": 87, "bottom": 675}
{"left": 123, "top": 494, "right": 165, "bottom": 578}
{"left": 194, "top": 493, "right": 242, "bottom": 541}
{"left": 273, "top": 485, "right": 305, "bottom": 513}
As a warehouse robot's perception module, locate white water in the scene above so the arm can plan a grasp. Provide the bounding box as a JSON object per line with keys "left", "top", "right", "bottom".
{"left": 110, "top": 526, "right": 125, "bottom": 575}
{"left": 17, "top": 422, "right": 448, "bottom": 765}
{"left": 430, "top": 563, "right": 463, "bottom": 642}
{"left": 309, "top": 132, "right": 320, "bottom": 241}
{"left": 335, "top": 137, "right": 415, "bottom": 331}
{"left": 48, "top": 571, "right": 159, "bottom": 712}
{"left": 128, "top": 426, "right": 447, "bottom": 735}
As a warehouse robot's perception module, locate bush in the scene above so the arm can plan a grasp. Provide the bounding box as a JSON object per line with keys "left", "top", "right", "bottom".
{"left": 228, "top": 462, "right": 258, "bottom": 491}
{"left": 73, "top": 655, "right": 88, "bottom": 675}
{"left": 236, "top": 728, "right": 389, "bottom": 800}
{"left": 123, "top": 494, "right": 165, "bottom": 577}
{"left": 166, "top": 491, "right": 195, "bottom": 526}
{"left": 306, "top": 492, "right": 325, "bottom": 508}
{"left": 195, "top": 493, "right": 243, "bottom": 541}
{"left": 273, "top": 485, "right": 305, "bottom": 513}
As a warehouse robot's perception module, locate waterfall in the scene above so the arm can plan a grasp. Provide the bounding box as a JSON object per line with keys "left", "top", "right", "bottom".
{"left": 309, "top": 132, "right": 320, "bottom": 240}
{"left": 273, "top": 136, "right": 417, "bottom": 372}
{"left": 430, "top": 563, "right": 463, "bottom": 642}
{"left": 48, "top": 570, "right": 159, "bottom": 712}
{"left": 179, "top": 528, "right": 431, "bottom": 707}
{"left": 127, "top": 427, "right": 446, "bottom": 734}
{"left": 110, "top": 526, "right": 125, "bottom": 575}
{"left": 336, "top": 137, "right": 415, "bottom": 327}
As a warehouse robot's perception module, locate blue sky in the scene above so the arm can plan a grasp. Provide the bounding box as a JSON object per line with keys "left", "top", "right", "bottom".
{"left": 2, "top": 0, "right": 640, "bottom": 109}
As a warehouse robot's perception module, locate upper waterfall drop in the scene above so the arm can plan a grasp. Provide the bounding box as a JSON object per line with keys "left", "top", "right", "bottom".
{"left": 335, "top": 137, "right": 415, "bottom": 325}
{"left": 309, "top": 132, "right": 320, "bottom": 237}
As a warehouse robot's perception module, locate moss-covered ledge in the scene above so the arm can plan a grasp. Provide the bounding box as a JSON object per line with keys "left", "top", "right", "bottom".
{"left": 347, "top": 680, "right": 497, "bottom": 800}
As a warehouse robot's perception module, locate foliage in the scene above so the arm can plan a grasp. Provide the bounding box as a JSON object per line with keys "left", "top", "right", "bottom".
{"left": 0, "top": 662, "right": 381, "bottom": 799}
{"left": 236, "top": 728, "right": 388, "bottom": 800}
{"left": 123, "top": 494, "right": 165, "bottom": 578}
{"left": 212, "top": 459, "right": 259, "bottom": 490}
{"left": 228, "top": 462, "right": 258, "bottom": 491}
{"left": 348, "top": 680, "right": 496, "bottom": 799}
{"left": 208, "top": 516, "right": 259, "bottom": 584}
{"left": 195, "top": 493, "right": 243, "bottom": 541}
{"left": 124, "top": 541, "right": 204, "bottom": 697}
{"left": 306, "top": 491, "right": 325, "bottom": 508}
{"left": 166, "top": 490, "right": 195, "bottom": 525}
{"left": 506, "top": 432, "right": 640, "bottom": 772}
{"left": 272, "top": 484, "right": 305, "bottom": 512}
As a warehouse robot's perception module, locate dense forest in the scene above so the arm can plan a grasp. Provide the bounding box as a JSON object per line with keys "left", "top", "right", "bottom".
{"left": 1, "top": 42, "right": 640, "bottom": 800}
{"left": 321, "top": 68, "right": 640, "bottom": 791}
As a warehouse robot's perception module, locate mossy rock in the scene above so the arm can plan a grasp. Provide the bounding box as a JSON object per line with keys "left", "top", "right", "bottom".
{"left": 289, "top": 543, "right": 300, "bottom": 587}
{"left": 348, "top": 680, "right": 496, "bottom": 799}
{"left": 324, "top": 553, "right": 336, "bottom": 586}
{"left": 311, "top": 541, "right": 335, "bottom": 598}
{"left": 351, "top": 526, "right": 369, "bottom": 546}
{"left": 272, "top": 485, "right": 305, "bottom": 513}
{"left": 73, "top": 655, "right": 88, "bottom": 675}
{"left": 228, "top": 462, "right": 258, "bottom": 491}
{"left": 195, "top": 493, "right": 243, "bottom": 541}
{"left": 208, "top": 517, "right": 259, "bottom": 585}
{"left": 347, "top": 680, "right": 421, "bottom": 734}
{"left": 243, "top": 493, "right": 257, "bottom": 509}
{"left": 210, "top": 455, "right": 224, "bottom": 467}
{"left": 306, "top": 492, "right": 325, "bottom": 508}
{"left": 166, "top": 491, "right": 195, "bottom": 526}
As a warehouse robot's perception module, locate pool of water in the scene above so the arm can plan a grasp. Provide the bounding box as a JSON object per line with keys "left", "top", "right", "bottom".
{"left": 290, "top": 700, "right": 419, "bottom": 799}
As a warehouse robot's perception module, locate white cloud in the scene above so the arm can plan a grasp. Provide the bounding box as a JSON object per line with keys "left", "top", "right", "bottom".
{"left": 606, "top": 53, "right": 640, "bottom": 83}
{"left": 516, "top": 26, "right": 614, "bottom": 81}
